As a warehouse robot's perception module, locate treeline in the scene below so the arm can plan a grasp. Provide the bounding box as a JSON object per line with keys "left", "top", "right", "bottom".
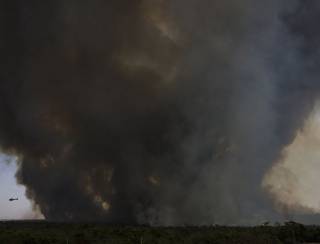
{"left": 0, "top": 221, "right": 319, "bottom": 243}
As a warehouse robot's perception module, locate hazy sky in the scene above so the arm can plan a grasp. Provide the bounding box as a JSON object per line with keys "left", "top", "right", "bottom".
{"left": 0, "top": 155, "right": 37, "bottom": 219}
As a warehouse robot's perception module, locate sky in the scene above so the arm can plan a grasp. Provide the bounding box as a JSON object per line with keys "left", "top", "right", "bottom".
{"left": 0, "top": 154, "right": 40, "bottom": 220}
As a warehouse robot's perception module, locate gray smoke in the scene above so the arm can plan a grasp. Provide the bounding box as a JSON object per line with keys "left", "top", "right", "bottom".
{"left": 0, "top": 0, "right": 320, "bottom": 225}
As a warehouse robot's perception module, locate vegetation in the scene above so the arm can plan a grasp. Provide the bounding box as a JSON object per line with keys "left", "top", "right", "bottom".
{"left": 0, "top": 221, "right": 319, "bottom": 243}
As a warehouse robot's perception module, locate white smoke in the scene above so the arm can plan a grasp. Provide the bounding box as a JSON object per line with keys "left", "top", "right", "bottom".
{"left": 263, "top": 102, "right": 320, "bottom": 214}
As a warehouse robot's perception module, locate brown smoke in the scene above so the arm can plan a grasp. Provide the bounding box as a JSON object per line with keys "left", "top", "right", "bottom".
{"left": 1, "top": 0, "right": 320, "bottom": 225}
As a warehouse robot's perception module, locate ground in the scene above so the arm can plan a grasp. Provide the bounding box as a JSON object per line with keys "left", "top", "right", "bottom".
{"left": 0, "top": 221, "right": 319, "bottom": 243}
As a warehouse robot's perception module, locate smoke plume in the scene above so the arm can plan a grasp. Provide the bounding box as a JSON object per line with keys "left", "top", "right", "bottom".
{"left": 1, "top": 0, "right": 320, "bottom": 225}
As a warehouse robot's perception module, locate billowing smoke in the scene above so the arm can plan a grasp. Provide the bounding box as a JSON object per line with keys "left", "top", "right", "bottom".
{"left": 264, "top": 104, "right": 320, "bottom": 216}
{"left": 1, "top": 0, "right": 320, "bottom": 225}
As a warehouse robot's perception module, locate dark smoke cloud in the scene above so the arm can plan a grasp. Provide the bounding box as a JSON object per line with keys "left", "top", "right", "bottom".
{"left": 1, "top": 0, "right": 320, "bottom": 225}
